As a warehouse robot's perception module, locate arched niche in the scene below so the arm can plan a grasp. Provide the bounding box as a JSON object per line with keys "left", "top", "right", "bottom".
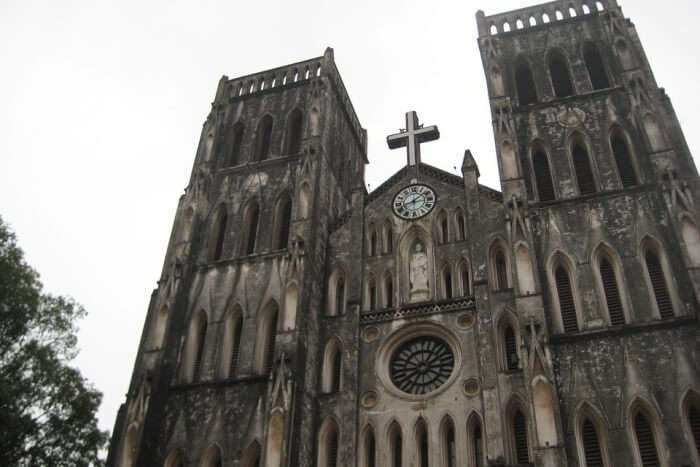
{"left": 515, "top": 243, "right": 536, "bottom": 294}
{"left": 643, "top": 114, "right": 666, "bottom": 152}
{"left": 151, "top": 305, "right": 169, "bottom": 349}
{"left": 266, "top": 411, "right": 284, "bottom": 467}
{"left": 533, "top": 378, "right": 558, "bottom": 447}
{"left": 501, "top": 141, "right": 518, "bottom": 180}
{"left": 681, "top": 218, "right": 700, "bottom": 266}
{"left": 398, "top": 226, "right": 435, "bottom": 304}
{"left": 299, "top": 183, "right": 311, "bottom": 219}
{"left": 490, "top": 66, "right": 505, "bottom": 96}
{"left": 283, "top": 283, "right": 298, "bottom": 330}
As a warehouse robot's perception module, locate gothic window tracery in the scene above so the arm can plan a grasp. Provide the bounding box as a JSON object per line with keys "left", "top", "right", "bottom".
{"left": 389, "top": 336, "right": 454, "bottom": 395}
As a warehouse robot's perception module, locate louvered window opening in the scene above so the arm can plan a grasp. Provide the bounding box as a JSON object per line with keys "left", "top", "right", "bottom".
{"left": 446, "top": 423, "right": 457, "bottom": 467}
{"left": 533, "top": 151, "right": 556, "bottom": 202}
{"left": 689, "top": 405, "right": 700, "bottom": 457}
{"left": 600, "top": 258, "right": 625, "bottom": 325}
{"left": 645, "top": 251, "right": 673, "bottom": 319}
{"left": 611, "top": 133, "right": 638, "bottom": 188}
{"left": 193, "top": 320, "right": 208, "bottom": 381}
{"left": 230, "top": 316, "right": 243, "bottom": 376}
{"left": 264, "top": 313, "right": 278, "bottom": 373}
{"left": 582, "top": 419, "right": 604, "bottom": 467}
{"left": 245, "top": 205, "right": 259, "bottom": 255}
{"left": 505, "top": 326, "right": 519, "bottom": 370}
{"left": 213, "top": 211, "right": 227, "bottom": 261}
{"left": 495, "top": 251, "right": 508, "bottom": 290}
{"left": 584, "top": 44, "right": 610, "bottom": 90}
{"left": 516, "top": 63, "right": 538, "bottom": 105}
{"left": 634, "top": 412, "right": 660, "bottom": 467}
{"left": 549, "top": 54, "right": 574, "bottom": 97}
{"left": 331, "top": 349, "right": 342, "bottom": 393}
{"left": 556, "top": 266, "right": 578, "bottom": 333}
{"left": 573, "top": 143, "right": 596, "bottom": 195}
{"left": 513, "top": 410, "right": 530, "bottom": 464}
{"left": 474, "top": 426, "right": 484, "bottom": 467}
{"left": 328, "top": 429, "right": 339, "bottom": 467}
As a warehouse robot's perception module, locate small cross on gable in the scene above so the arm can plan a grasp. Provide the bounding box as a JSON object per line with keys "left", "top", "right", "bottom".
{"left": 387, "top": 111, "right": 440, "bottom": 166}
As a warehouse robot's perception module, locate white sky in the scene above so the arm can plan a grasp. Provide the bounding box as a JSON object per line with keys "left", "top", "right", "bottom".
{"left": 1, "top": 0, "right": 698, "bottom": 435}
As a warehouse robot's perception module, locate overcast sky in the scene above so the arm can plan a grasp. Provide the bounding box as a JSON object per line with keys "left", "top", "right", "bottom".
{"left": 1, "top": 0, "right": 698, "bottom": 435}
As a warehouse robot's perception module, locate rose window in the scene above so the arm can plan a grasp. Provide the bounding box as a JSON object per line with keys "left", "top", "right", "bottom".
{"left": 389, "top": 336, "right": 455, "bottom": 395}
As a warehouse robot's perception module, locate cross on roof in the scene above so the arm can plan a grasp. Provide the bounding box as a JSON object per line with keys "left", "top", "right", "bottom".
{"left": 387, "top": 111, "right": 440, "bottom": 166}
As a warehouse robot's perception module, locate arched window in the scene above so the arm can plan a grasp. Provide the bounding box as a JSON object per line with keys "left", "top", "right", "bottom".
{"left": 384, "top": 273, "right": 394, "bottom": 308}
{"left": 284, "top": 108, "right": 303, "bottom": 155}
{"left": 274, "top": 194, "right": 292, "bottom": 250}
{"left": 259, "top": 303, "right": 278, "bottom": 374}
{"left": 442, "top": 416, "right": 457, "bottom": 467}
{"left": 389, "top": 422, "right": 403, "bottom": 467}
{"left": 416, "top": 418, "right": 429, "bottom": 467}
{"left": 437, "top": 210, "right": 449, "bottom": 244}
{"left": 467, "top": 414, "right": 485, "bottom": 467}
{"left": 504, "top": 325, "right": 519, "bottom": 370}
{"left": 255, "top": 115, "right": 273, "bottom": 160}
{"left": 201, "top": 445, "right": 222, "bottom": 467}
{"left": 209, "top": 205, "right": 228, "bottom": 261}
{"left": 516, "top": 58, "right": 538, "bottom": 105}
{"left": 599, "top": 256, "right": 625, "bottom": 325}
{"left": 368, "top": 225, "right": 377, "bottom": 256}
{"left": 459, "top": 261, "right": 470, "bottom": 296}
{"left": 572, "top": 139, "right": 596, "bottom": 195}
{"left": 241, "top": 441, "right": 261, "bottom": 467}
{"left": 443, "top": 265, "right": 453, "bottom": 299}
{"left": 318, "top": 419, "right": 340, "bottom": 467}
{"left": 241, "top": 200, "right": 260, "bottom": 256}
{"left": 511, "top": 408, "right": 530, "bottom": 464}
{"left": 633, "top": 410, "right": 661, "bottom": 466}
{"left": 682, "top": 392, "right": 700, "bottom": 463}
{"left": 384, "top": 220, "right": 394, "bottom": 254}
{"left": 322, "top": 339, "right": 342, "bottom": 393}
{"left": 549, "top": 51, "right": 574, "bottom": 97}
{"left": 366, "top": 275, "right": 377, "bottom": 311}
{"left": 221, "top": 309, "right": 243, "bottom": 378}
{"left": 228, "top": 122, "right": 245, "bottom": 165}
{"left": 644, "top": 248, "right": 674, "bottom": 319}
{"left": 555, "top": 263, "right": 579, "bottom": 333}
{"left": 582, "top": 418, "right": 604, "bottom": 466}
{"left": 362, "top": 426, "right": 376, "bottom": 467}
{"left": 610, "top": 129, "right": 638, "bottom": 188}
{"left": 455, "top": 209, "right": 466, "bottom": 241}
{"left": 332, "top": 272, "right": 346, "bottom": 316}
{"left": 491, "top": 242, "right": 509, "bottom": 291}
{"left": 533, "top": 147, "right": 556, "bottom": 201}
{"left": 584, "top": 43, "right": 610, "bottom": 90}
{"left": 184, "top": 311, "right": 208, "bottom": 382}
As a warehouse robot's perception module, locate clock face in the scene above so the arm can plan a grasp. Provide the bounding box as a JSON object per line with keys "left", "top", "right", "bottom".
{"left": 393, "top": 184, "right": 437, "bottom": 220}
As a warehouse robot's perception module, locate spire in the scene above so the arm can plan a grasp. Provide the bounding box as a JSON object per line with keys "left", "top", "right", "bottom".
{"left": 461, "top": 150, "right": 480, "bottom": 177}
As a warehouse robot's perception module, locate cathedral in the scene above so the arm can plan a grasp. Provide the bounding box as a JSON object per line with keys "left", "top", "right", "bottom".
{"left": 107, "top": 0, "right": 700, "bottom": 465}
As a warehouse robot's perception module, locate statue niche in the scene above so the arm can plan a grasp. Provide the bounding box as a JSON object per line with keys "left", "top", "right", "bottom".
{"left": 398, "top": 227, "right": 434, "bottom": 305}
{"left": 409, "top": 241, "right": 430, "bottom": 302}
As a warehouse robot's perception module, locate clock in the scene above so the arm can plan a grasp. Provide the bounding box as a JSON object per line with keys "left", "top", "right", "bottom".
{"left": 392, "top": 184, "right": 437, "bottom": 220}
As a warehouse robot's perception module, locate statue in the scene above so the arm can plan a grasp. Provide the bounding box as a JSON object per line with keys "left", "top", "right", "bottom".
{"left": 409, "top": 242, "right": 429, "bottom": 302}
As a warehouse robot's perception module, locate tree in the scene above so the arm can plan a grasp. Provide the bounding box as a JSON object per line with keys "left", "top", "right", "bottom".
{"left": 0, "top": 216, "right": 108, "bottom": 466}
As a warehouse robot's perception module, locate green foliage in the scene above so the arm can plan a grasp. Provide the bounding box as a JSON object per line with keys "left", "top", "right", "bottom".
{"left": 0, "top": 216, "right": 108, "bottom": 466}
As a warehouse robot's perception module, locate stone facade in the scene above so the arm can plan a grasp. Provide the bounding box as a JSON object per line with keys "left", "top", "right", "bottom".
{"left": 107, "top": 1, "right": 700, "bottom": 466}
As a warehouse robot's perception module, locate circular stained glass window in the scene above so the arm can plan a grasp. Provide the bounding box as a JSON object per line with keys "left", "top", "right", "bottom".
{"left": 389, "top": 336, "right": 455, "bottom": 395}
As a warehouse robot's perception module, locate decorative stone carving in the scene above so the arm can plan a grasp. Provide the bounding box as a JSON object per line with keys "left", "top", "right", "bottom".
{"left": 409, "top": 242, "right": 429, "bottom": 302}
{"left": 556, "top": 107, "right": 586, "bottom": 128}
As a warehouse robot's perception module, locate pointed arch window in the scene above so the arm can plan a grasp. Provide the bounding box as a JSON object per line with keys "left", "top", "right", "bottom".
{"left": 504, "top": 325, "right": 519, "bottom": 370}
{"left": 185, "top": 311, "right": 208, "bottom": 382}
{"left": 284, "top": 108, "right": 303, "bottom": 155}
{"left": 438, "top": 211, "right": 449, "bottom": 244}
{"left": 321, "top": 340, "right": 343, "bottom": 393}
{"left": 633, "top": 411, "right": 661, "bottom": 466}
{"left": 533, "top": 148, "right": 556, "bottom": 202}
{"left": 516, "top": 59, "right": 538, "bottom": 105}
{"left": 549, "top": 51, "right": 575, "bottom": 97}
{"left": 274, "top": 195, "right": 292, "bottom": 250}
{"left": 582, "top": 418, "right": 604, "bottom": 467}
{"left": 389, "top": 422, "right": 403, "bottom": 467}
{"left": 369, "top": 227, "right": 377, "bottom": 256}
{"left": 241, "top": 441, "right": 261, "bottom": 467}
{"left": 599, "top": 257, "right": 625, "bottom": 325}
{"left": 467, "top": 415, "right": 485, "bottom": 467}
{"left": 443, "top": 417, "right": 457, "bottom": 467}
{"left": 228, "top": 122, "right": 245, "bottom": 165}
{"left": 367, "top": 276, "right": 377, "bottom": 311}
{"left": 262, "top": 305, "right": 278, "bottom": 374}
{"left": 584, "top": 43, "right": 610, "bottom": 90}
{"left": 209, "top": 205, "right": 228, "bottom": 261}
{"left": 318, "top": 419, "right": 340, "bottom": 467}
{"left": 644, "top": 249, "right": 673, "bottom": 319}
{"left": 363, "top": 427, "right": 376, "bottom": 467}
{"left": 685, "top": 398, "right": 700, "bottom": 460}
{"left": 572, "top": 140, "right": 596, "bottom": 195}
{"left": 255, "top": 115, "right": 273, "bottom": 160}
{"left": 611, "top": 130, "right": 638, "bottom": 188}
{"left": 242, "top": 201, "right": 260, "bottom": 256}
{"left": 384, "top": 220, "right": 393, "bottom": 254}
{"left": 222, "top": 310, "right": 243, "bottom": 378}
{"left": 416, "top": 418, "right": 429, "bottom": 467}
{"left": 459, "top": 261, "right": 470, "bottom": 296}
{"left": 335, "top": 274, "right": 345, "bottom": 316}
{"left": 456, "top": 209, "right": 466, "bottom": 241}
{"left": 513, "top": 409, "right": 530, "bottom": 464}
{"left": 555, "top": 264, "right": 578, "bottom": 333}
{"left": 491, "top": 245, "right": 509, "bottom": 291}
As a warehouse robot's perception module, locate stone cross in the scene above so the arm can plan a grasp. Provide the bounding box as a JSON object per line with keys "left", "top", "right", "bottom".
{"left": 387, "top": 111, "right": 440, "bottom": 166}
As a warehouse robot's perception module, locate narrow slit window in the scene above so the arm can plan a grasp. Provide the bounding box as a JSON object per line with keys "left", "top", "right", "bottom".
{"left": 645, "top": 250, "right": 673, "bottom": 319}
{"left": 505, "top": 326, "right": 519, "bottom": 370}
{"left": 230, "top": 314, "right": 243, "bottom": 376}
{"left": 264, "top": 311, "right": 278, "bottom": 373}
{"left": 193, "top": 318, "right": 208, "bottom": 381}
{"left": 331, "top": 348, "right": 342, "bottom": 392}
{"left": 584, "top": 43, "right": 610, "bottom": 90}
{"left": 555, "top": 265, "right": 578, "bottom": 333}
{"left": 549, "top": 52, "right": 575, "bottom": 97}
{"left": 572, "top": 141, "right": 596, "bottom": 195}
{"left": 611, "top": 131, "right": 638, "bottom": 188}
{"left": 516, "top": 60, "right": 538, "bottom": 105}
{"left": 582, "top": 418, "right": 604, "bottom": 467}
{"left": 255, "top": 116, "right": 273, "bottom": 160}
{"left": 533, "top": 150, "right": 556, "bottom": 201}
{"left": 513, "top": 410, "right": 530, "bottom": 464}
{"left": 634, "top": 412, "right": 660, "bottom": 466}
{"left": 600, "top": 257, "right": 625, "bottom": 325}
